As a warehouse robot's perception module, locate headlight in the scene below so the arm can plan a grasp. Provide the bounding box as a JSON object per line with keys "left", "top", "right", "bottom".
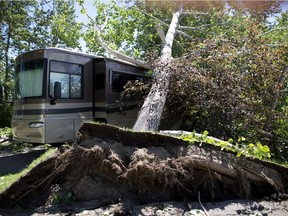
{"left": 28, "top": 122, "right": 44, "bottom": 128}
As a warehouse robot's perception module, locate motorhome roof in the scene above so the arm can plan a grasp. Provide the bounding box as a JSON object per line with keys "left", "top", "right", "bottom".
{"left": 17, "top": 47, "right": 145, "bottom": 69}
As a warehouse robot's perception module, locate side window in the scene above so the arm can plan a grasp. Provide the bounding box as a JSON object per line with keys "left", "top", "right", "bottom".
{"left": 112, "top": 71, "right": 144, "bottom": 93}
{"left": 50, "top": 61, "right": 83, "bottom": 99}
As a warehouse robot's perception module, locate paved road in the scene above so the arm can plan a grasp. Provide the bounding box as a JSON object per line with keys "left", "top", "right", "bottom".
{"left": 0, "top": 148, "right": 46, "bottom": 175}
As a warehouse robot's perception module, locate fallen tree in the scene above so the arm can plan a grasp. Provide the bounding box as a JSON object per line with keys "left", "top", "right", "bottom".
{"left": 0, "top": 123, "right": 287, "bottom": 211}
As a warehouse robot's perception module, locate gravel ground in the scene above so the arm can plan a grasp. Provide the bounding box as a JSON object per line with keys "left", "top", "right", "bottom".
{"left": 1, "top": 199, "right": 288, "bottom": 215}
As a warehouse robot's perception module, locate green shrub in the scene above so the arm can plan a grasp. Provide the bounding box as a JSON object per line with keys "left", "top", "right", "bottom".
{"left": 0, "top": 103, "right": 12, "bottom": 128}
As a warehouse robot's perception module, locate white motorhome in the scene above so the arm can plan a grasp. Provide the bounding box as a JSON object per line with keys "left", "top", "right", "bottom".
{"left": 10, "top": 48, "right": 147, "bottom": 144}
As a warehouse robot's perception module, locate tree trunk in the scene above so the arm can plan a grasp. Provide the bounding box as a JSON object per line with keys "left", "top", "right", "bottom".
{"left": 133, "top": 67, "right": 171, "bottom": 131}
{"left": 4, "top": 27, "right": 11, "bottom": 101}
{"left": 95, "top": 33, "right": 149, "bottom": 69}
{"left": 85, "top": 4, "right": 183, "bottom": 131}
{"left": 264, "top": 66, "right": 288, "bottom": 131}
{"left": 133, "top": 9, "right": 182, "bottom": 131}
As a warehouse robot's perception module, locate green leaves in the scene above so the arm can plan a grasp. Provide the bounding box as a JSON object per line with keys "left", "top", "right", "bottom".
{"left": 50, "top": 0, "right": 81, "bottom": 48}
{"left": 83, "top": 0, "right": 158, "bottom": 57}
{"left": 236, "top": 142, "right": 271, "bottom": 159}
{"left": 167, "top": 12, "right": 287, "bottom": 154}
{"left": 0, "top": 1, "right": 36, "bottom": 100}
{"left": 180, "top": 131, "right": 271, "bottom": 160}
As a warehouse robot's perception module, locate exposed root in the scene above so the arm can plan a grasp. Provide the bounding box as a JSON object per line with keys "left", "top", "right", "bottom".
{"left": 198, "top": 191, "right": 209, "bottom": 216}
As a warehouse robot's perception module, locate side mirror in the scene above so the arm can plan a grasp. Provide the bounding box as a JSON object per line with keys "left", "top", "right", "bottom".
{"left": 54, "top": 81, "right": 61, "bottom": 99}
{"left": 50, "top": 81, "right": 61, "bottom": 105}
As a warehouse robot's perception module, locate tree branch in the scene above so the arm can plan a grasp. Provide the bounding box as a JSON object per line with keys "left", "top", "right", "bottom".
{"left": 258, "top": 27, "right": 288, "bottom": 37}
{"left": 271, "top": 66, "right": 288, "bottom": 112}
{"left": 267, "top": 44, "right": 288, "bottom": 48}
{"left": 182, "top": 11, "right": 209, "bottom": 15}
{"left": 176, "top": 29, "right": 195, "bottom": 40}
{"left": 160, "top": 9, "right": 182, "bottom": 60}
{"left": 94, "top": 31, "right": 150, "bottom": 69}
{"left": 80, "top": 5, "right": 150, "bottom": 69}
{"left": 135, "top": 7, "right": 195, "bottom": 41}
{"left": 255, "top": 128, "right": 288, "bottom": 145}
{"left": 155, "top": 24, "right": 166, "bottom": 45}
{"left": 178, "top": 26, "right": 201, "bottom": 30}
{"left": 178, "top": 23, "right": 212, "bottom": 30}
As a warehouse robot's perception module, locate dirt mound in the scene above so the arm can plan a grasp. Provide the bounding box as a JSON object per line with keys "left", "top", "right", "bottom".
{"left": 0, "top": 123, "right": 287, "bottom": 214}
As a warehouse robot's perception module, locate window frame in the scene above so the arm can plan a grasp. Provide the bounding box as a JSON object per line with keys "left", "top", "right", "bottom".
{"left": 110, "top": 70, "right": 146, "bottom": 93}
{"left": 49, "top": 60, "right": 84, "bottom": 99}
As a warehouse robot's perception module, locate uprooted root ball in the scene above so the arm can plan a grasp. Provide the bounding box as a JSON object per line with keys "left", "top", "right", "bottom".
{"left": 0, "top": 123, "right": 287, "bottom": 208}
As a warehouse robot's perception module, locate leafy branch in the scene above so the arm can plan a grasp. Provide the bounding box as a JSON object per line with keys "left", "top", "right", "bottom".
{"left": 178, "top": 131, "right": 271, "bottom": 160}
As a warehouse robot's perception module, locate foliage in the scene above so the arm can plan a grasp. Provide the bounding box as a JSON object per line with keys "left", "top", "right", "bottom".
{"left": 80, "top": 0, "right": 160, "bottom": 57}
{"left": 275, "top": 97, "right": 288, "bottom": 139}
{"left": 0, "top": 0, "right": 34, "bottom": 101}
{"left": 0, "top": 127, "right": 12, "bottom": 140}
{"left": 228, "top": 0, "right": 282, "bottom": 21}
{"left": 180, "top": 131, "right": 271, "bottom": 160}
{"left": 81, "top": 0, "right": 229, "bottom": 58}
{"left": 0, "top": 103, "right": 13, "bottom": 128}
{"left": 50, "top": 0, "right": 82, "bottom": 48}
{"left": 118, "top": 79, "right": 151, "bottom": 107}
{"left": 166, "top": 19, "right": 287, "bottom": 145}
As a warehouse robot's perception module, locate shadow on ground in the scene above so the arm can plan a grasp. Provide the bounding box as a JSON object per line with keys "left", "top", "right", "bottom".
{"left": 0, "top": 148, "right": 46, "bottom": 175}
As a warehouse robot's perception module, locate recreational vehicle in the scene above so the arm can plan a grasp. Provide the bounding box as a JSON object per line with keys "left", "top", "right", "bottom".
{"left": 7, "top": 48, "right": 147, "bottom": 144}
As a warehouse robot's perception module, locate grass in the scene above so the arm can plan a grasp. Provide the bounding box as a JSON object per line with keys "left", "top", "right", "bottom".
{"left": 0, "top": 147, "right": 57, "bottom": 193}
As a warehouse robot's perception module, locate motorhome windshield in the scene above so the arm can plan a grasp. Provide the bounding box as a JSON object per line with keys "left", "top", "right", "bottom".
{"left": 15, "top": 59, "right": 44, "bottom": 99}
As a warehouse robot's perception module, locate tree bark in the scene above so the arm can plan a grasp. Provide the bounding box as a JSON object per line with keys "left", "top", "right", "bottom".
{"left": 133, "top": 9, "right": 182, "bottom": 131}
{"left": 270, "top": 66, "right": 288, "bottom": 112}
{"left": 264, "top": 66, "right": 288, "bottom": 131}
{"left": 4, "top": 26, "right": 11, "bottom": 101}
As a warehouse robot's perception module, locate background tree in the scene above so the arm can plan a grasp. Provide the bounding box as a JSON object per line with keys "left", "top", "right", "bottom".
{"left": 0, "top": 0, "right": 35, "bottom": 128}
{"left": 0, "top": 0, "right": 81, "bottom": 127}
{"left": 0, "top": 0, "right": 35, "bottom": 101}
{"left": 27, "top": 0, "right": 82, "bottom": 49}
{"left": 49, "top": 0, "right": 82, "bottom": 48}
{"left": 167, "top": 20, "right": 286, "bottom": 139}
{"left": 160, "top": 4, "right": 287, "bottom": 155}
